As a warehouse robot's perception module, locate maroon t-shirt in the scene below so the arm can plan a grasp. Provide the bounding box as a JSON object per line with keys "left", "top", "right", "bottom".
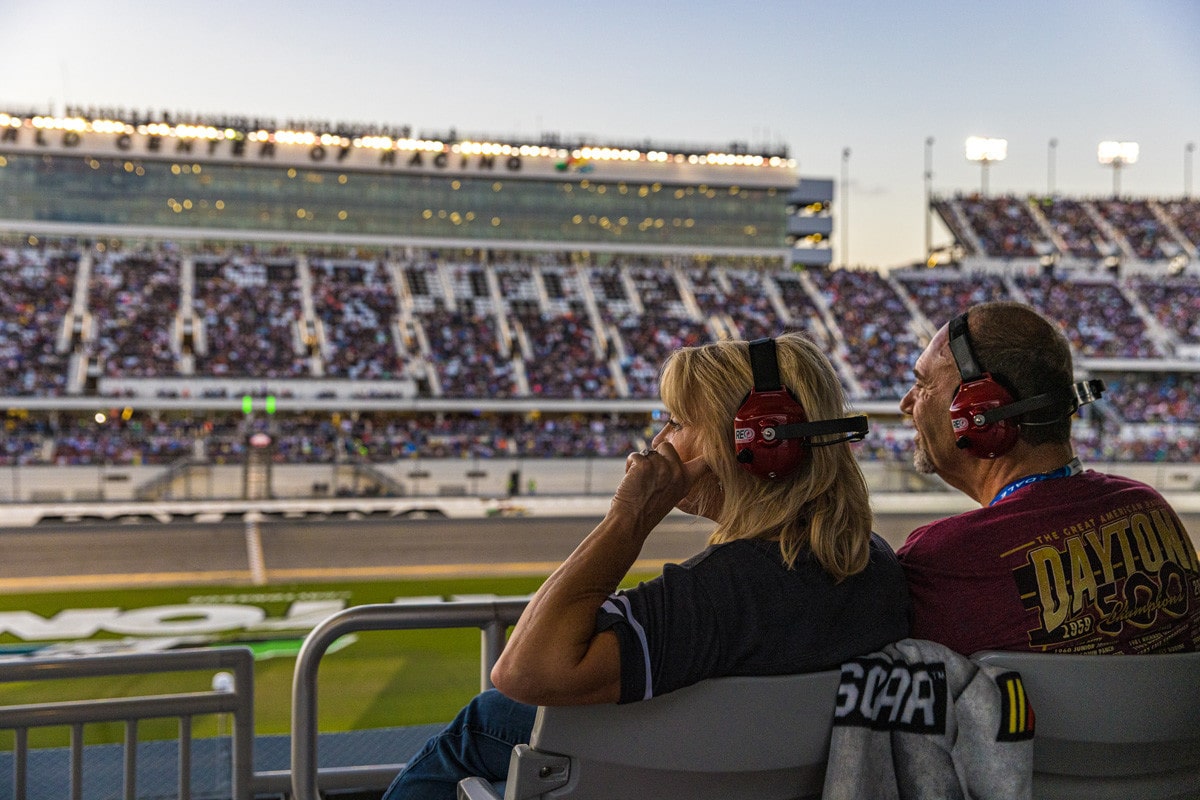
{"left": 898, "top": 470, "right": 1200, "bottom": 655}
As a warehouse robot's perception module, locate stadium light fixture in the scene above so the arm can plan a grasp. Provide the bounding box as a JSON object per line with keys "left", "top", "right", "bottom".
{"left": 964, "top": 136, "right": 1007, "bottom": 195}
{"left": 924, "top": 136, "right": 934, "bottom": 258}
{"left": 1097, "top": 140, "right": 1138, "bottom": 197}
{"left": 1186, "top": 142, "right": 1195, "bottom": 198}
{"left": 1048, "top": 138, "right": 1058, "bottom": 196}
{"left": 840, "top": 147, "right": 850, "bottom": 268}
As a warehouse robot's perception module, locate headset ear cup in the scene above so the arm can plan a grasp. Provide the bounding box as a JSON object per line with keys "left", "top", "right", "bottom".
{"left": 949, "top": 376, "right": 1019, "bottom": 459}
{"left": 733, "top": 389, "right": 810, "bottom": 480}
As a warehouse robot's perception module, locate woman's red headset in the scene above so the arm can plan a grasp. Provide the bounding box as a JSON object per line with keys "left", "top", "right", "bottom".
{"left": 733, "top": 338, "right": 868, "bottom": 480}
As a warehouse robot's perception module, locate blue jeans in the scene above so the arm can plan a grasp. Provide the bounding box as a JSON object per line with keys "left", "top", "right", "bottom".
{"left": 381, "top": 689, "right": 537, "bottom": 800}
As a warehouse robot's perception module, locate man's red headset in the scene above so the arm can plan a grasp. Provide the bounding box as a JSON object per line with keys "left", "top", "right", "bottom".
{"left": 733, "top": 338, "right": 868, "bottom": 480}
{"left": 947, "top": 311, "right": 1105, "bottom": 459}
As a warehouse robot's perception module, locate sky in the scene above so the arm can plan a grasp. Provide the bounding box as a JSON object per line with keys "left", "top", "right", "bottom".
{"left": 3, "top": 0, "right": 1198, "bottom": 269}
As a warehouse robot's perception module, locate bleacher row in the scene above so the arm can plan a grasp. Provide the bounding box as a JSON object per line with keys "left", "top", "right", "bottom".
{"left": 6, "top": 241, "right": 1200, "bottom": 395}
{"left": 933, "top": 194, "right": 1200, "bottom": 264}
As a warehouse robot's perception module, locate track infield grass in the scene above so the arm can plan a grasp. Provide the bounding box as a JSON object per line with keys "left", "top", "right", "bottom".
{"left": 0, "top": 574, "right": 656, "bottom": 748}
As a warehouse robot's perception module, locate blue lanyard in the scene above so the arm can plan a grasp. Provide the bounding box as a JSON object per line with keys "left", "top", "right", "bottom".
{"left": 989, "top": 458, "right": 1082, "bottom": 506}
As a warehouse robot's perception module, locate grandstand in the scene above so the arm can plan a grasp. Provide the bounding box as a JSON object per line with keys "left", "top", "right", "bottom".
{"left": 0, "top": 109, "right": 1199, "bottom": 508}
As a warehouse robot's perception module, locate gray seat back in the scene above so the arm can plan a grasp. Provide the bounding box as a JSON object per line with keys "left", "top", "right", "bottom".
{"left": 972, "top": 649, "right": 1200, "bottom": 800}
{"left": 509, "top": 670, "right": 841, "bottom": 800}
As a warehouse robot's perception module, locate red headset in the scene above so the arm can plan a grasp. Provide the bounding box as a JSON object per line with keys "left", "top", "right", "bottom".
{"left": 733, "top": 338, "right": 868, "bottom": 480}
{"left": 947, "top": 312, "right": 1106, "bottom": 459}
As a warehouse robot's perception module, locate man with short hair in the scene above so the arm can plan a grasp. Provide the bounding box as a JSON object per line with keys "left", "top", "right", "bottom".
{"left": 897, "top": 300, "right": 1200, "bottom": 655}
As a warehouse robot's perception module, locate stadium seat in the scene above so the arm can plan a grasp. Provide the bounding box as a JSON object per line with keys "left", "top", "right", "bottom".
{"left": 971, "top": 650, "right": 1200, "bottom": 800}
{"left": 456, "top": 670, "right": 841, "bottom": 800}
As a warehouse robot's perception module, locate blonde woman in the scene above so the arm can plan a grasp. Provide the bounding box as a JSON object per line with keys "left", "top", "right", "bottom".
{"left": 384, "top": 333, "right": 909, "bottom": 799}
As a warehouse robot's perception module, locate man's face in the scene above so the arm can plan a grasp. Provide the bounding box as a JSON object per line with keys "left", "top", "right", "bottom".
{"left": 899, "top": 326, "right": 960, "bottom": 476}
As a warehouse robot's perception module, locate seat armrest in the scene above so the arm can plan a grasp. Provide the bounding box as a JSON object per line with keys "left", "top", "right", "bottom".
{"left": 504, "top": 744, "right": 571, "bottom": 800}
{"left": 457, "top": 776, "right": 503, "bottom": 800}
{"left": 457, "top": 744, "right": 571, "bottom": 800}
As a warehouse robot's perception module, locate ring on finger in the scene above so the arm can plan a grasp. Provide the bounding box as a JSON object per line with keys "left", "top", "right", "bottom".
{"left": 640, "top": 448, "right": 656, "bottom": 457}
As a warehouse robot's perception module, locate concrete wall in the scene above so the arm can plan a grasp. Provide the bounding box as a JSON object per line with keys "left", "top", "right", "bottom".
{"left": 2, "top": 458, "right": 1198, "bottom": 504}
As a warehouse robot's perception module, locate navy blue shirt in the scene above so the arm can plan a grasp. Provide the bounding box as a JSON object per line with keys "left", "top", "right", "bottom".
{"left": 595, "top": 533, "right": 910, "bottom": 703}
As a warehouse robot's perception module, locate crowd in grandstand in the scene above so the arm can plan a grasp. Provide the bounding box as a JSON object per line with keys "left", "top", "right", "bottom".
{"left": 940, "top": 193, "right": 1200, "bottom": 265}
{"left": 0, "top": 247, "right": 76, "bottom": 396}
{"left": 192, "top": 258, "right": 310, "bottom": 378}
{"left": 311, "top": 259, "right": 407, "bottom": 381}
{"left": 2, "top": 197, "right": 1200, "bottom": 468}
{"left": 88, "top": 250, "right": 182, "bottom": 378}
{"left": 954, "top": 195, "right": 1046, "bottom": 258}
{"left": 0, "top": 411, "right": 655, "bottom": 467}
{"left": 1133, "top": 276, "right": 1200, "bottom": 344}
{"left": 7, "top": 405, "right": 1177, "bottom": 468}
{"left": 1013, "top": 274, "right": 1159, "bottom": 358}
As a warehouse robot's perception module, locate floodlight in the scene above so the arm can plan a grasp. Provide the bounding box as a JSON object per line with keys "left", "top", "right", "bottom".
{"left": 965, "top": 137, "right": 1008, "bottom": 163}
{"left": 1098, "top": 140, "right": 1139, "bottom": 196}
{"left": 964, "top": 136, "right": 1007, "bottom": 195}
{"left": 1097, "top": 141, "right": 1139, "bottom": 165}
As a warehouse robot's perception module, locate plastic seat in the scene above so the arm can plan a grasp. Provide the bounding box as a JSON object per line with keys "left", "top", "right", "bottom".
{"left": 457, "top": 670, "right": 841, "bottom": 800}
{"left": 972, "top": 650, "right": 1200, "bottom": 800}
{"left": 460, "top": 649, "right": 1200, "bottom": 800}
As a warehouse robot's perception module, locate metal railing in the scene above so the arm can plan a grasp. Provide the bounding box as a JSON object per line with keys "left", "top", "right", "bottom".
{"left": 290, "top": 597, "right": 530, "bottom": 800}
{"left": 0, "top": 647, "right": 256, "bottom": 800}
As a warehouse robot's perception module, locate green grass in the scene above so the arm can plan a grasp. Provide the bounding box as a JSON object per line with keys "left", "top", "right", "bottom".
{"left": 0, "top": 574, "right": 655, "bottom": 747}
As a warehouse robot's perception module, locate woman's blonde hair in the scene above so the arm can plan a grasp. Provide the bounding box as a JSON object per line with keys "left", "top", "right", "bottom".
{"left": 658, "top": 332, "right": 872, "bottom": 581}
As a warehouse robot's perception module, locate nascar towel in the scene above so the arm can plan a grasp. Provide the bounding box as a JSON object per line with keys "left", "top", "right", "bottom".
{"left": 822, "top": 638, "right": 1033, "bottom": 800}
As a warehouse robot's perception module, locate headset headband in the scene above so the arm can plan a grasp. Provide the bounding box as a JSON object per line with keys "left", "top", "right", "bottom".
{"left": 748, "top": 338, "right": 784, "bottom": 392}
{"left": 948, "top": 313, "right": 983, "bottom": 382}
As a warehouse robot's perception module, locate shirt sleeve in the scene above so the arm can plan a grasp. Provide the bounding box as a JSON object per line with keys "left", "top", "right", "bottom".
{"left": 593, "top": 548, "right": 729, "bottom": 704}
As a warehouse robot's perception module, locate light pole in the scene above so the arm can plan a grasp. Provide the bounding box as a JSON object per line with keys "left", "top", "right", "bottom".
{"left": 1048, "top": 138, "right": 1058, "bottom": 195}
{"left": 840, "top": 147, "right": 850, "bottom": 268}
{"left": 1186, "top": 142, "right": 1195, "bottom": 198}
{"left": 924, "top": 136, "right": 934, "bottom": 260}
{"left": 1098, "top": 141, "right": 1138, "bottom": 198}
{"left": 965, "top": 136, "right": 1007, "bottom": 196}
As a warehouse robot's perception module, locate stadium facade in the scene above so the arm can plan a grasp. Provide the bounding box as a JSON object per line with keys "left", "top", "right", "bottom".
{"left": 0, "top": 110, "right": 832, "bottom": 263}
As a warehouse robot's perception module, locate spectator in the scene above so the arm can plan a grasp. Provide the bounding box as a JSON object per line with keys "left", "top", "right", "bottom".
{"left": 381, "top": 333, "right": 909, "bottom": 799}
{"left": 897, "top": 301, "right": 1200, "bottom": 654}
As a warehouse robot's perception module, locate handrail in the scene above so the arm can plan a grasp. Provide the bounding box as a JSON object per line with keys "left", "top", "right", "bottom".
{"left": 0, "top": 647, "right": 255, "bottom": 800}
{"left": 290, "top": 597, "right": 529, "bottom": 800}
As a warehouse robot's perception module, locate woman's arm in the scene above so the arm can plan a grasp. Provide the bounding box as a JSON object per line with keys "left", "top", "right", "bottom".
{"left": 490, "top": 441, "right": 708, "bottom": 706}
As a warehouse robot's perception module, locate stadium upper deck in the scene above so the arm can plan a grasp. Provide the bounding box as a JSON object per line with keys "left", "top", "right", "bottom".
{"left": 932, "top": 193, "right": 1200, "bottom": 274}
{"left": 0, "top": 108, "right": 831, "bottom": 262}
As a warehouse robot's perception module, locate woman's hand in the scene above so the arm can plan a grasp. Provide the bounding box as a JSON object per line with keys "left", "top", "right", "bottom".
{"left": 610, "top": 441, "right": 711, "bottom": 533}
